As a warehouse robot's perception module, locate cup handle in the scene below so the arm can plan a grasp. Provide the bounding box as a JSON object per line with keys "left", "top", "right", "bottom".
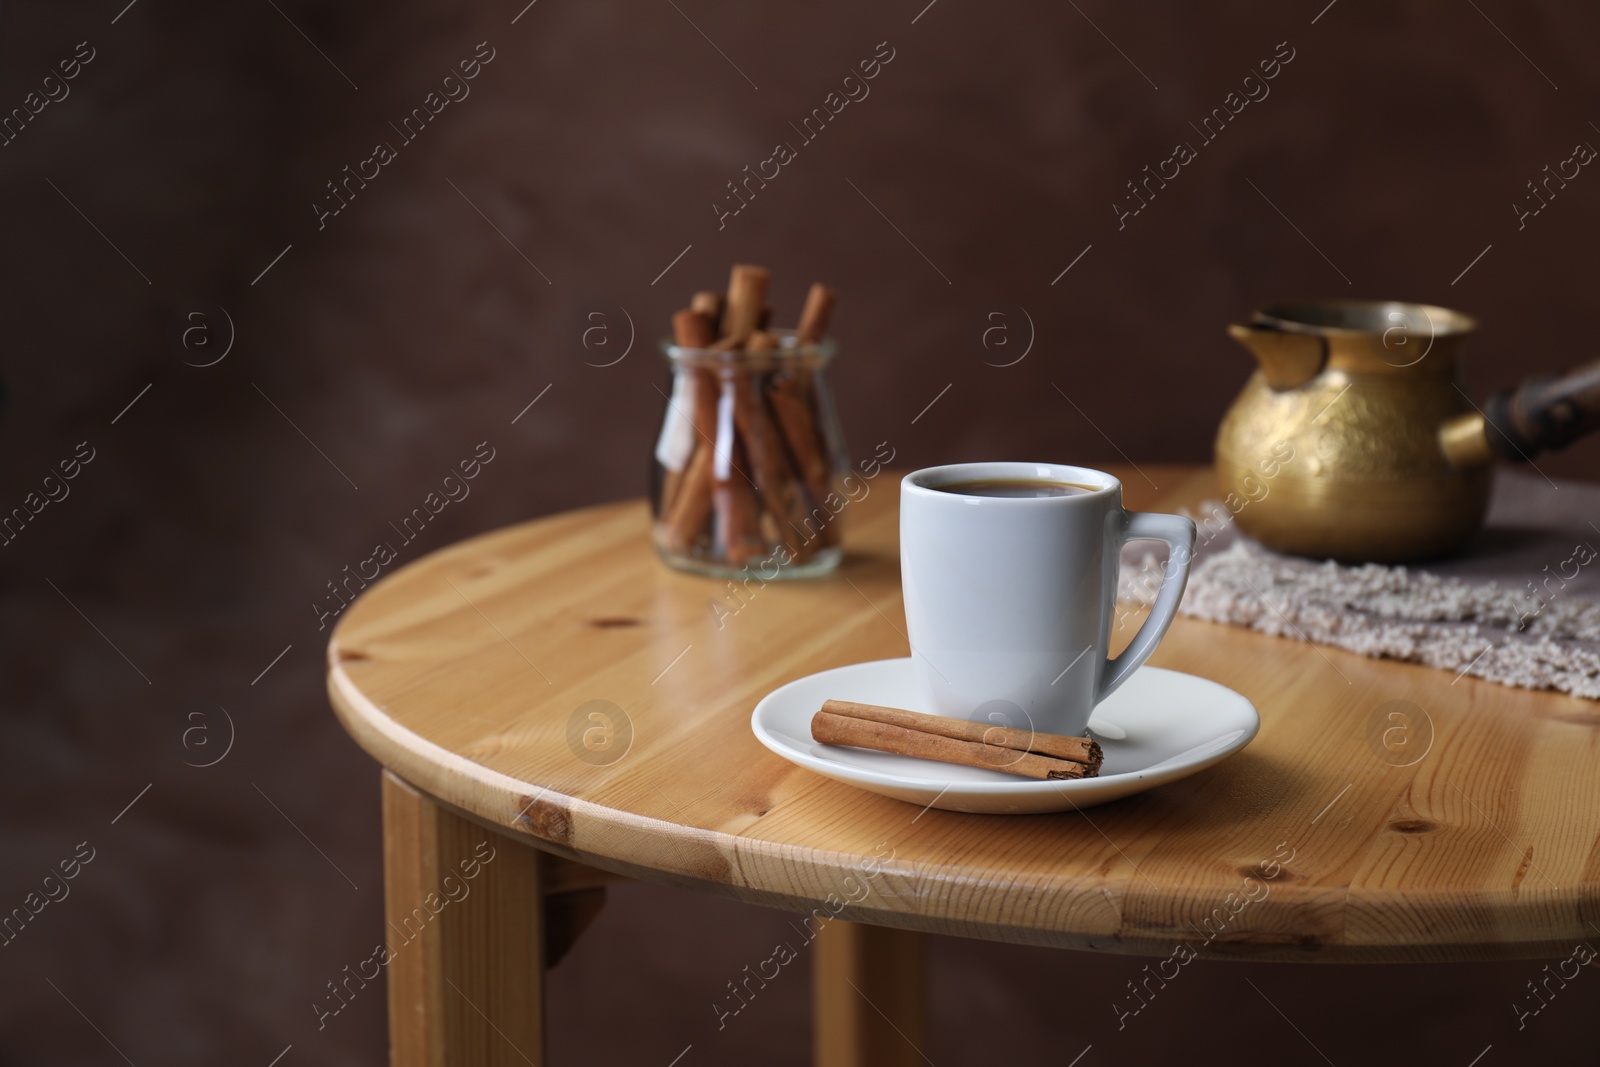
{"left": 1098, "top": 510, "right": 1196, "bottom": 703}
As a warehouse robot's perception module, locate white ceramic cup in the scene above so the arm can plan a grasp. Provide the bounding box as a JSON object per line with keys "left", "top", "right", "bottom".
{"left": 900, "top": 462, "right": 1195, "bottom": 738}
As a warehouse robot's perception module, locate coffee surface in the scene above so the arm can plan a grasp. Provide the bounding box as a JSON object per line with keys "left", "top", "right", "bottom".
{"left": 934, "top": 478, "right": 1096, "bottom": 498}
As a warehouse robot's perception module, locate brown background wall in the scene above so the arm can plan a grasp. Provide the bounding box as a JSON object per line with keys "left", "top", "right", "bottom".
{"left": 2, "top": 0, "right": 1599, "bottom": 1063}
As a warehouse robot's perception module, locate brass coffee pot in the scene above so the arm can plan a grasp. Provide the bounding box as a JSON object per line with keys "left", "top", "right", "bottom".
{"left": 1215, "top": 299, "right": 1600, "bottom": 563}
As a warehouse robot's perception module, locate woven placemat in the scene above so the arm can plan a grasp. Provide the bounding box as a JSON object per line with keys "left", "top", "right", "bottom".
{"left": 1118, "top": 471, "right": 1600, "bottom": 698}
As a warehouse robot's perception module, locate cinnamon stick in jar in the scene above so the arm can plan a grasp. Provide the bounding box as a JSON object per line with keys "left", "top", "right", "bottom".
{"left": 720, "top": 267, "right": 810, "bottom": 559}
{"left": 768, "top": 285, "right": 839, "bottom": 545}
{"left": 728, "top": 367, "right": 809, "bottom": 560}
{"left": 787, "top": 283, "right": 836, "bottom": 400}
{"left": 658, "top": 268, "right": 845, "bottom": 571}
{"left": 722, "top": 264, "right": 769, "bottom": 341}
{"left": 691, "top": 290, "right": 724, "bottom": 335}
{"left": 673, "top": 310, "right": 721, "bottom": 441}
{"left": 791, "top": 283, "right": 836, "bottom": 413}
{"left": 656, "top": 308, "right": 720, "bottom": 505}
{"left": 714, "top": 438, "right": 766, "bottom": 565}
{"left": 660, "top": 444, "right": 714, "bottom": 553}
{"left": 673, "top": 307, "right": 717, "bottom": 350}
{"left": 796, "top": 283, "right": 836, "bottom": 344}
{"left": 767, "top": 379, "right": 832, "bottom": 508}
{"left": 660, "top": 310, "right": 721, "bottom": 517}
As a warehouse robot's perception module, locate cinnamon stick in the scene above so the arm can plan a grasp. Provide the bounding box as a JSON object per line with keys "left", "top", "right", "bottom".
{"left": 767, "top": 379, "right": 832, "bottom": 504}
{"left": 723, "top": 264, "right": 769, "bottom": 341}
{"left": 796, "top": 283, "right": 836, "bottom": 343}
{"left": 714, "top": 437, "right": 765, "bottom": 565}
{"left": 818, "top": 699, "right": 1102, "bottom": 768}
{"left": 659, "top": 465, "right": 684, "bottom": 519}
{"left": 674, "top": 307, "right": 761, "bottom": 558}
{"left": 662, "top": 309, "right": 722, "bottom": 520}
{"left": 728, "top": 367, "right": 809, "bottom": 559}
{"left": 811, "top": 711, "right": 1096, "bottom": 781}
{"left": 660, "top": 444, "right": 714, "bottom": 552}
{"left": 671, "top": 310, "right": 721, "bottom": 440}
{"left": 690, "top": 291, "right": 724, "bottom": 335}
{"left": 673, "top": 308, "right": 717, "bottom": 350}
{"left": 658, "top": 352, "right": 692, "bottom": 519}
{"left": 765, "top": 289, "right": 838, "bottom": 545}
{"left": 691, "top": 369, "right": 721, "bottom": 445}
{"left": 718, "top": 271, "right": 807, "bottom": 557}
{"left": 789, "top": 284, "right": 834, "bottom": 434}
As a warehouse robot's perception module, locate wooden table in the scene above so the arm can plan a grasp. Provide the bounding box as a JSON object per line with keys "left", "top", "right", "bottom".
{"left": 326, "top": 466, "right": 1600, "bottom": 1066}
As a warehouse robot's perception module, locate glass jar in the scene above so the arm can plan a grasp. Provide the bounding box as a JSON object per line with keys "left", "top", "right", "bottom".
{"left": 651, "top": 330, "right": 849, "bottom": 579}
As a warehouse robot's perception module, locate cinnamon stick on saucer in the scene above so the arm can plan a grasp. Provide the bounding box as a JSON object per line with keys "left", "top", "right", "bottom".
{"left": 811, "top": 700, "right": 1102, "bottom": 781}
{"left": 820, "top": 699, "right": 1102, "bottom": 766}
{"left": 812, "top": 712, "right": 1095, "bottom": 781}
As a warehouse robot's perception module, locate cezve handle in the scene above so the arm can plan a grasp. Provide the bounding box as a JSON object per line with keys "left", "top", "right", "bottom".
{"left": 1441, "top": 360, "right": 1600, "bottom": 468}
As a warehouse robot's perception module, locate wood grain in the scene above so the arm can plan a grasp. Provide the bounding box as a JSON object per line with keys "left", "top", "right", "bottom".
{"left": 813, "top": 921, "right": 926, "bottom": 1067}
{"left": 382, "top": 772, "right": 545, "bottom": 1067}
{"left": 331, "top": 467, "right": 1600, "bottom": 962}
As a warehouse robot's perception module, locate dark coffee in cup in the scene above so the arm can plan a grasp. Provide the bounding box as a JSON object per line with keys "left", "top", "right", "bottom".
{"left": 933, "top": 479, "right": 1097, "bottom": 498}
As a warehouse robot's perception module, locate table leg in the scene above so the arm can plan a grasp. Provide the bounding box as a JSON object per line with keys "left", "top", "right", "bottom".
{"left": 382, "top": 772, "right": 546, "bottom": 1067}
{"left": 813, "top": 920, "right": 927, "bottom": 1067}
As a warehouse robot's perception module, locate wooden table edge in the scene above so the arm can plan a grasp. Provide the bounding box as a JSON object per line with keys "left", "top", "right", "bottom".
{"left": 328, "top": 647, "right": 1599, "bottom": 963}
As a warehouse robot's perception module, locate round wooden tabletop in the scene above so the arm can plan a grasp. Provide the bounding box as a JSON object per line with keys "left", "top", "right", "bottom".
{"left": 327, "top": 466, "right": 1600, "bottom": 962}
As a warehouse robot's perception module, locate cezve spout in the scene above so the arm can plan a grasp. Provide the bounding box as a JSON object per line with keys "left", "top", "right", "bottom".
{"left": 1228, "top": 322, "right": 1327, "bottom": 390}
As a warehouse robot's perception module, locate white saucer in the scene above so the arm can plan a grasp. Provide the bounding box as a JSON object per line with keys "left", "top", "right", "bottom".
{"left": 751, "top": 658, "right": 1259, "bottom": 814}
